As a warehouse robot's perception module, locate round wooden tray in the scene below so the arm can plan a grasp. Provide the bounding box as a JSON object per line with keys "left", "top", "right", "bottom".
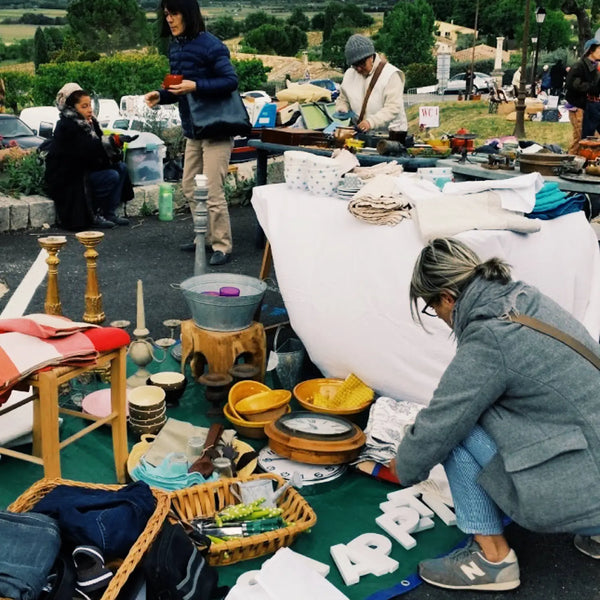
{"left": 264, "top": 418, "right": 365, "bottom": 465}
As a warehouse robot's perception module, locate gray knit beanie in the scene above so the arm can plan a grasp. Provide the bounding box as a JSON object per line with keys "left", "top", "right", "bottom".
{"left": 345, "top": 34, "right": 375, "bottom": 66}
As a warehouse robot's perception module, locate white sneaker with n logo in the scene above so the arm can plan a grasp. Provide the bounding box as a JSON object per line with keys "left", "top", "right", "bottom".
{"left": 419, "top": 539, "right": 520, "bottom": 591}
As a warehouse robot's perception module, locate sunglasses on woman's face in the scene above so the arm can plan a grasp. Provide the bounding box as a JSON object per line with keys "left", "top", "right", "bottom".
{"left": 352, "top": 57, "right": 369, "bottom": 69}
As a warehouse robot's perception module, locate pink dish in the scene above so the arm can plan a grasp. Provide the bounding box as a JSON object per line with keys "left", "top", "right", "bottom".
{"left": 219, "top": 286, "right": 240, "bottom": 297}
{"left": 81, "top": 388, "right": 130, "bottom": 418}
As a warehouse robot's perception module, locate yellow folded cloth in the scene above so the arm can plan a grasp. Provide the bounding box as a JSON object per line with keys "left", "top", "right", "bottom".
{"left": 312, "top": 374, "right": 374, "bottom": 409}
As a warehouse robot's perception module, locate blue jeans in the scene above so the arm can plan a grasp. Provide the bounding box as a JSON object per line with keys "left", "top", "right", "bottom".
{"left": 88, "top": 162, "right": 129, "bottom": 217}
{"left": 443, "top": 425, "right": 505, "bottom": 535}
{"left": 0, "top": 511, "right": 60, "bottom": 600}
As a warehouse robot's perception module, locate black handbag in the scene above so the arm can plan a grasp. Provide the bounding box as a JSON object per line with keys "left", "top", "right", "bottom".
{"left": 187, "top": 90, "right": 251, "bottom": 139}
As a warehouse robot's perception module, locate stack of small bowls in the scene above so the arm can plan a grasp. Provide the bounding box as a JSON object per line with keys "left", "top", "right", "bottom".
{"left": 224, "top": 380, "right": 291, "bottom": 439}
{"left": 128, "top": 385, "right": 167, "bottom": 436}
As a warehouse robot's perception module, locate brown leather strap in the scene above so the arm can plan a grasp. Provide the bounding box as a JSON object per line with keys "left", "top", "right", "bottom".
{"left": 508, "top": 313, "right": 600, "bottom": 370}
{"left": 358, "top": 59, "right": 387, "bottom": 124}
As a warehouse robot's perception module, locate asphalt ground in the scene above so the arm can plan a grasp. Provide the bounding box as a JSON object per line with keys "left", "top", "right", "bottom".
{"left": 1, "top": 205, "right": 599, "bottom": 599}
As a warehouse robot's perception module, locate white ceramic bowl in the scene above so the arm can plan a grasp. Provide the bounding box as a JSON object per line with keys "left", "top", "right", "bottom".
{"left": 128, "top": 385, "right": 166, "bottom": 409}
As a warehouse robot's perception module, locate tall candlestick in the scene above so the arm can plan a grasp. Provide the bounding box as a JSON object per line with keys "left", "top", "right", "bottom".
{"left": 137, "top": 280, "right": 145, "bottom": 330}
{"left": 134, "top": 279, "right": 149, "bottom": 338}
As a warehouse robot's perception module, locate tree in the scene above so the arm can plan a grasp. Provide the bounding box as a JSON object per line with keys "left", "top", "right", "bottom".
{"left": 67, "top": 0, "right": 150, "bottom": 53}
{"left": 322, "top": 2, "right": 373, "bottom": 42}
{"left": 209, "top": 16, "right": 241, "bottom": 40}
{"left": 232, "top": 58, "right": 271, "bottom": 91}
{"left": 375, "top": 0, "right": 435, "bottom": 68}
{"left": 242, "top": 11, "right": 281, "bottom": 33}
{"left": 322, "top": 26, "right": 355, "bottom": 67}
{"left": 311, "top": 13, "right": 325, "bottom": 30}
{"left": 287, "top": 8, "right": 310, "bottom": 32}
{"left": 244, "top": 24, "right": 307, "bottom": 56}
{"left": 33, "top": 27, "right": 49, "bottom": 73}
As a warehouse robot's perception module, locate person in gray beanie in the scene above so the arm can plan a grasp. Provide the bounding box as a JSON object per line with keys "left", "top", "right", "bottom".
{"left": 335, "top": 34, "right": 407, "bottom": 136}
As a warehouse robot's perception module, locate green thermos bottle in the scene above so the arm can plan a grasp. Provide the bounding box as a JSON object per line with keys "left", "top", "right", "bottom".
{"left": 158, "top": 183, "right": 173, "bottom": 221}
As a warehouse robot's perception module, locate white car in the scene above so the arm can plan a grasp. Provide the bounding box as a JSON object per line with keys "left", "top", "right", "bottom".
{"left": 438, "top": 72, "right": 493, "bottom": 95}
{"left": 241, "top": 90, "right": 272, "bottom": 102}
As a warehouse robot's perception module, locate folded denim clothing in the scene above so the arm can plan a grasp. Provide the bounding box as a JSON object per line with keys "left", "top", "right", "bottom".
{"left": 0, "top": 511, "right": 61, "bottom": 600}
{"left": 32, "top": 481, "right": 155, "bottom": 559}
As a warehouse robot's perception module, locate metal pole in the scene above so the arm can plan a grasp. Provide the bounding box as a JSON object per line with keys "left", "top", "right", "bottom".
{"left": 530, "top": 26, "right": 542, "bottom": 97}
{"left": 468, "top": 0, "right": 479, "bottom": 98}
{"left": 513, "top": 0, "right": 531, "bottom": 139}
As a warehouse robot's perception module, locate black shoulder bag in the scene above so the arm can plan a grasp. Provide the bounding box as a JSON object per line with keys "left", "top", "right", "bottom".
{"left": 187, "top": 90, "right": 251, "bottom": 139}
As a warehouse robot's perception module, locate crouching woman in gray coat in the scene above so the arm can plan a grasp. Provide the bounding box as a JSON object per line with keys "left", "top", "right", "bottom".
{"left": 392, "top": 238, "right": 600, "bottom": 592}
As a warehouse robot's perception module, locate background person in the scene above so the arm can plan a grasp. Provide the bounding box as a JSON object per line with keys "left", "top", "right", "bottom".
{"left": 565, "top": 39, "right": 600, "bottom": 153}
{"left": 391, "top": 238, "right": 600, "bottom": 592}
{"left": 335, "top": 34, "right": 407, "bottom": 138}
{"left": 550, "top": 60, "right": 566, "bottom": 97}
{"left": 145, "top": 0, "right": 238, "bottom": 266}
{"left": 511, "top": 66, "right": 521, "bottom": 97}
{"left": 45, "top": 83, "right": 133, "bottom": 231}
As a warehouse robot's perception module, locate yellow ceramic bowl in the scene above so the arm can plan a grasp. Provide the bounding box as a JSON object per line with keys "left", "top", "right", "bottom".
{"left": 293, "top": 377, "right": 373, "bottom": 416}
{"left": 223, "top": 403, "right": 291, "bottom": 439}
{"left": 236, "top": 389, "right": 291, "bottom": 414}
{"left": 228, "top": 380, "right": 271, "bottom": 420}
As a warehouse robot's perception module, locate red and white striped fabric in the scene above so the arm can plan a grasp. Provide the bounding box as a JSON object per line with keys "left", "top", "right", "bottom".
{"left": 0, "top": 316, "right": 99, "bottom": 405}
{"left": 0, "top": 313, "right": 98, "bottom": 338}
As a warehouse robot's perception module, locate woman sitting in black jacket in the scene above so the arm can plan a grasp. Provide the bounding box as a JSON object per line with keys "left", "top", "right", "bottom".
{"left": 44, "top": 82, "right": 133, "bottom": 230}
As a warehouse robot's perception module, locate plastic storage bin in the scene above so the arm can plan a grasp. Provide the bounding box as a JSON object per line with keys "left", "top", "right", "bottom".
{"left": 124, "top": 131, "right": 166, "bottom": 186}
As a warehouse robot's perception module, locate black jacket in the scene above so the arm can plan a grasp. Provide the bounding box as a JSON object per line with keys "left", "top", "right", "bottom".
{"left": 44, "top": 114, "right": 132, "bottom": 230}
{"left": 565, "top": 57, "right": 600, "bottom": 108}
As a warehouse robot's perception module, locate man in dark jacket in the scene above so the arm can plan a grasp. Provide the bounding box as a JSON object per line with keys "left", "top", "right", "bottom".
{"left": 565, "top": 39, "right": 600, "bottom": 153}
{"left": 550, "top": 60, "right": 566, "bottom": 96}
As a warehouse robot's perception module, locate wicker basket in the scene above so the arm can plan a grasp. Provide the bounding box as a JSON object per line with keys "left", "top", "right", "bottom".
{"left": 170, "top": 473, "right": 317, "bottom": 566}
{"left": 7, "top": 478, "right": 170, "bottom": 600}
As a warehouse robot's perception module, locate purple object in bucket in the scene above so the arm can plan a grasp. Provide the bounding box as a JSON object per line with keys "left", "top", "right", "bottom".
{"left": 219, "top": 286, "right": 240, "bottom": 297}
{"left": 201, "top": 291, "right": 220, "bottom": 296}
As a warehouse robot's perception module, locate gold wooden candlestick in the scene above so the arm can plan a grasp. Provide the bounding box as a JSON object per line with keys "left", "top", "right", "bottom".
{"left": 37, "top": 235, "right": 67, "bottom": 315}
{"left": 76, "top": 230, "right": 105, "bottom": 324}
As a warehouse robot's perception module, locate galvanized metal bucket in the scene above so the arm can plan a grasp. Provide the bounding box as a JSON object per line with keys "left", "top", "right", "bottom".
{"left": 180, "top": 273, "right": 267, "bottom": 331}
{"left": 273, "top": 325, "right": 305, "bottom": 390}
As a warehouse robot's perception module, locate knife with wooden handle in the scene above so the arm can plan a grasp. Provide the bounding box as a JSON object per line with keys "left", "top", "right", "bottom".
{"left": 188, "top": 423, "right": 224, "bottom": 477}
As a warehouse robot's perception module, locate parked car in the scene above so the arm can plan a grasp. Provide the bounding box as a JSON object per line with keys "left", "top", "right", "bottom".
{"left": 302, "top": 79, "right": 340, "bottom": 100}
{"left": 0, "top": 114, "right": 45, "bottom": 149}
{"left": 241, "top": 90, "right": 272, "bottom": 102}
{"left": 438, "top": 72, "right": 493, "bottom": 94}
{"left": 19, "top": 106, "right": 59, "bottom": 137}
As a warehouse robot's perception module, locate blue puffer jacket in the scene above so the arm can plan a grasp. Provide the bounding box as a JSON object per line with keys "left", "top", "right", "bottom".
{"left": 158, "top": 31, "right": 238, "bottom": 139}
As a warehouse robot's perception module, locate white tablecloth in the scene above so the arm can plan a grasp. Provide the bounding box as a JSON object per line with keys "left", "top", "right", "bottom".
{"left": 252, "top": 183, "right": 600, "bottom": 405}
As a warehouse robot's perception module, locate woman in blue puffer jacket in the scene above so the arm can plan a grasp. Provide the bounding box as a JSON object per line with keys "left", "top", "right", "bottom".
{"left": 145, "top": 0, "right": 238, "bottom": 266}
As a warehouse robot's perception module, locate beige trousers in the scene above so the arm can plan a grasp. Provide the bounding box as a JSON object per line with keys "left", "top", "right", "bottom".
{"left": 568, "top": 108, "right": 584, "bottom": 155}
{"left": 182, "top": 137, "right": 234, "bottom": 254}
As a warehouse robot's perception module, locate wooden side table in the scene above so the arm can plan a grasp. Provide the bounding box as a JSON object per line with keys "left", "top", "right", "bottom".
{"left": 181, "top": 320, "right": 266, "bottom": 382}
{"left": 0, "top": 347, "right": 128, "bottom": 482}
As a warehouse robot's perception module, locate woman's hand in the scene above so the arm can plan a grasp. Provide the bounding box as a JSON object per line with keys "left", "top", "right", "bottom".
{"left": 144, "top": 91, "right": 160, "bottom": 108}
{"left": 166, "top": 79, "right": 197, "bottom": 95}
{"left": 357, "top": 119, "right": 371, "bottom": 132}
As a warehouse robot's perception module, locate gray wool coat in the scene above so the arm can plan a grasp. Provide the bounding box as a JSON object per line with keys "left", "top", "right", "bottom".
{"left": 395, "top": 277, "right": 600, "bottom": 533}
